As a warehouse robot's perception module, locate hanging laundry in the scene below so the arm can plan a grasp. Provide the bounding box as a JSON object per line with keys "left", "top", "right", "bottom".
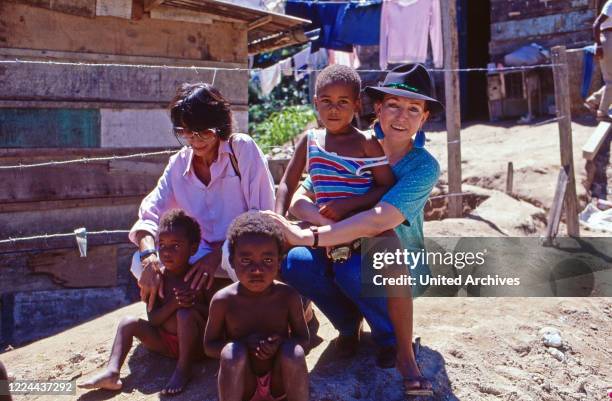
{"left": 327, "top": 49, "right": 360, "bottom": 69}
{"left": 285, "top": 0, "right": 353, "bottom": 52}
{"left": 279, "top": 57, "right": 293, "bottom": 77}
{"left": 256, "top": 63, "right": 281, "bottom": 97}
{"left": 293, "top": 45, "right": 311, "bottom": 81}
{"left": 337, "top": 1, "right": 382, "bottom": 46}
{"left": 308, "top": 48, "right": 329, "bottom": 71}
{"left": 380, "top": 0, "right": 442, "bottom": 70}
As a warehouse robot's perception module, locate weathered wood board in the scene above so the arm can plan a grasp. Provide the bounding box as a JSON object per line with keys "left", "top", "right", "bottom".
{"left": 0, "top": 108, "right": 100, "bottom": 148}
{"left": 490, "top": 0, "right": 594, "bottom": 23}
{"left": 10, "top": 0, "right": 97, "bottom": 18}
{"left": 490, "top": 10, "right": 595, "bottom": 42}
{"left": 0, "top": 3, "right": 248, "bottom": 62}
{"left": 0, "top": 61, "right": 248, "bottom": 106}
{"left": 1, "top": 286, "right": 136, "bottom": 345}
{"left": 583, "top": 122, "right": 611, "bottom": 161}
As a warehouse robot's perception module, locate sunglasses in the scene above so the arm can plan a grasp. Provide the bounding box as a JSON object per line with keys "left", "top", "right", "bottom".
{"left": 173, "top": 127, "right": 218, "bottom": 143}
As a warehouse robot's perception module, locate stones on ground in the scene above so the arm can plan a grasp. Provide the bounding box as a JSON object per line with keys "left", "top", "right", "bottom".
{"left": 546, "top": 347, "right": 565, "bottom": 362}
{"left": 539, "top": 327, "right": 563, "bottom": 348}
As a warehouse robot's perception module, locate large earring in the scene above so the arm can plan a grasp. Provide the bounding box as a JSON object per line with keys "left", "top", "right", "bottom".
{"left": 414, "top": 129, "right": 426, "bottom": 148}
{"left": 373, "top": 121, "right": 385, "bottom": 139}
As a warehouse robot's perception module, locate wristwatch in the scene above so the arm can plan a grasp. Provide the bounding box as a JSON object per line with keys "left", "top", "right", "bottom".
{"left": 309, "top": 226, "right": 319, "bottom": 248}
{"left": 139, "top": 248, "right": 157, "bottom": 261}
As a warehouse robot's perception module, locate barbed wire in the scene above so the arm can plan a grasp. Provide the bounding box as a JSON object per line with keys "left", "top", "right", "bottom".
{"left": 0, "top": 150, "right": 177, "bottom": 170}
{"left": 0, "top": 58, "right": 560, "bottom": 73}
{"left": 0, "top": 192, "right": 471, "bottom": 244}
{"left": 0, "top": 230, "right": 129, "bottom": 245}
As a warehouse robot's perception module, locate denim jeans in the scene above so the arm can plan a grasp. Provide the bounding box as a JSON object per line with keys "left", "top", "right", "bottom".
{"left": 282, "top": 246, "right": 396, "bottom": 347}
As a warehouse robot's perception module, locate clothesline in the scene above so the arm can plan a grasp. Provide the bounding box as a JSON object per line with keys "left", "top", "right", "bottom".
{"left": 0, "top": 59, "right": 561, "bottom": 73}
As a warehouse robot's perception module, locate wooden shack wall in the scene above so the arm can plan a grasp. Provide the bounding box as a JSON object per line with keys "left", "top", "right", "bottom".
{"left": 0, "top": 1, "right": 251, "bottom": 347}
{"left": 489, "top": 0, "right": 597, "bottom": 60}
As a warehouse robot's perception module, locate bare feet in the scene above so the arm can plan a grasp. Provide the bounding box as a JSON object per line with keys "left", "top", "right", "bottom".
{"left": 78, "top": 370, "right": 122, "bottom": 391}
{"left": 161, "top": 367, "right": 191, "bottom": 395}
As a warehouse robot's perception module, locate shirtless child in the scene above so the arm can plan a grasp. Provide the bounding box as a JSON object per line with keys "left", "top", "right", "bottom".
{"left": 79, "top": 209, "right": 207, "bottom": 395}
{"left": 204, "top": 211, "right": 309, "bottom": 401}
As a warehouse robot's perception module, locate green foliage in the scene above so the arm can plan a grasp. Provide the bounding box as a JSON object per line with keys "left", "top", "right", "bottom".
{"left": 251, "top": 105, "right": 316, "bottom": 149}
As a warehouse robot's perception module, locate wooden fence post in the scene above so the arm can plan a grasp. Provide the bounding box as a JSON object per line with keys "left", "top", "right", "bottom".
{"left": 441, "top": 0, "right": 462, "bottom": 217}
{"left": 551, "top": 46, "right": 579, "bottom": 237}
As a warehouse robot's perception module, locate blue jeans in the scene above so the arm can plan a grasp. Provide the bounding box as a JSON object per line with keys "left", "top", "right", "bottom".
{"left": 282, "top": 247, "right": 396, "bottom": 347}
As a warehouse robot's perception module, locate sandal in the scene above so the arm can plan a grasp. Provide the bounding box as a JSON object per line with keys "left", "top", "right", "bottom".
{"left": 403, "top": 376, "right": 433, "bottom": 397}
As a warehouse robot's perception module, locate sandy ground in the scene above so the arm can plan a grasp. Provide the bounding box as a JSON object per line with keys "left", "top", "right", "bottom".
{"left": 1, "top": 118, "right": 611, "bottom": 400}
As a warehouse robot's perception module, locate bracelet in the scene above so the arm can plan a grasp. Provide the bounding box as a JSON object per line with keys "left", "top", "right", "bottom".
{"left": 309, "top": 226, "right": 319, "bottom": 248}
{"left": 139, "top": 248, "right": 157, "bottom": 261}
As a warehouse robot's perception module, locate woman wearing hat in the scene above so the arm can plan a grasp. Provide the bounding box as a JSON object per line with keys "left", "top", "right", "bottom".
{"left": 268, "top": 64, "right": 441, "bottom": 396}
{"left": 131, "top": 83, "right": 276, "bottom": 312}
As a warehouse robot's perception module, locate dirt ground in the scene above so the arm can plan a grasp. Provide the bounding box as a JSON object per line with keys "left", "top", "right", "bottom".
{"left": 1, "top": 117, "right": 611, "bottom": 401}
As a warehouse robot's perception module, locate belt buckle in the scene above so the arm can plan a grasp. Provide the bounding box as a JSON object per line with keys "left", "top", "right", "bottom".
{"left": 328, "top": 245, "right": 352, "bottom": 263}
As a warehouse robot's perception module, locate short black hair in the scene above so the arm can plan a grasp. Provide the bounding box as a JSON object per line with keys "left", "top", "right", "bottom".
{"left": 227, "top": 211, "right": 284, "bottom": 261}
{"left": 315, "top": 64, "right": 361, "bottom": 98}
{"left": 169, "top": 83, "right": 233, "bottom": 140}
{"left": 158, "top": 209, "right": 201, "bottom": 246}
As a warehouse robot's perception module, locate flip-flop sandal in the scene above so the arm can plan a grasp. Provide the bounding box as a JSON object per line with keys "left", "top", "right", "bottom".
{"left": 403, "top": 376, "right": 433, "bottom": 397}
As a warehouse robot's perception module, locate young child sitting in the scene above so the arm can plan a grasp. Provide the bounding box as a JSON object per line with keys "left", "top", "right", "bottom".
{"left": 204, "top": 211, "right": 309, "bottom": 401}
{"left": 79, "top": 209, "right": 208, "bottom": 395}
{"left": 275, "top": 64, "right": 395, "bottom": 230}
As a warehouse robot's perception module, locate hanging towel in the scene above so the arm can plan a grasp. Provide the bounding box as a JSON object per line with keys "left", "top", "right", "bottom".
{"left": 380, "top": 0, "right": 443, "bottom": 70}
{"left": 285, "top": 0, "right": 353, "bottom": 51}
{"left": 279, "top": 57, "right": 293, "bottom": 77}
{"left": 259, "top": 63, "right": 281, "bottom": 97}
{"left": 327, "top": 49, "right": 360, "bottom": 69}
{"left": 293, "top": 45, "right": 311, "bottom": 81}
{"left": 337, "top": 1, "right": 382, "bottom": 46}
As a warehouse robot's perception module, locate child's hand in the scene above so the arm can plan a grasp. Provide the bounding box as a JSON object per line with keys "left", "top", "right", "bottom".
{"left": 319, "top": 200, "right": 350, "bottom": 222}
{"left": 254, "top": 335, "right": 281, "bottom": 360}
{"left": 174, "top": 288, "right": 197, "bottom": 308}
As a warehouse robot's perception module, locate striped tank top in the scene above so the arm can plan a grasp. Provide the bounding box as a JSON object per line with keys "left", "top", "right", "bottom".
{"left": 307, "top": 130, "right": 389, "bottom": 206}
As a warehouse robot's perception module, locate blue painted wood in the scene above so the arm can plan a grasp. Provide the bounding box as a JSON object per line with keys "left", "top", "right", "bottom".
{"left": 0, "top": 108, "right": 100, "bottom": 148}
{"left": 491, "top": 10, "right": 596, "bottom": 42}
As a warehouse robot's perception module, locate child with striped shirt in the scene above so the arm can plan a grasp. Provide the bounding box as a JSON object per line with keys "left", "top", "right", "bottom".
{"left": 275, "top": 64, "right": 395, "bottom": 238}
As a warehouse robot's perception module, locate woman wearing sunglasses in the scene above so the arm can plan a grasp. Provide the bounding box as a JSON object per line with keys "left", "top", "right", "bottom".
{"left": 129, "top": 83, "right": 276, "bottom": 313}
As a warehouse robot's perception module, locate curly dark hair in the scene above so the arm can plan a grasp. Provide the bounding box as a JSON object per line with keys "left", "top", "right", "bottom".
{"left": 158, "top": 209, "right": 201, "bottom": 246}
{"left": 315, "top": 64, "right": 361, "bottom": 98}
{"left": 169, "top": 83, "right": 233, "bottom": 140}
{"left": 227, "top": 211, "right": 284, "bottom": 261}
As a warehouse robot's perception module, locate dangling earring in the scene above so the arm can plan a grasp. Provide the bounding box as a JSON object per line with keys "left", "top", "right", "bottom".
{"left": 414, "top": 129, "right": 426, "bottom": 148}
{"left": 373, "top": 121, "right": 385, "bottom": 139}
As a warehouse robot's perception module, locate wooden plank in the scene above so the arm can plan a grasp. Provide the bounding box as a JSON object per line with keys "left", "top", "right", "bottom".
{"left": 0, "top": 195, "right": 143, "bottom": 213}
{"left": 551, "top": 46, "right": 579, "bottom": 237}
{"left": 12, "top": 0, "right": 96, "bottom": 17}
{"left": 490, "top": 0, "right": 594, "bottom": 23}
{"left": 583, "top": 122, "right": 612, "bottom": 160}
{"left": 100, "top": 109, "right": 176, "bottom": 148}
{"left": 248, "top": 15, "right": 272, "bottom": 30}
{"left": 506, "top": 161, "right": 513, "bottom": 194}
{"left": 144, "top": 0, "right": 166, "bottom": 12}
{"left": 0, "top": 202, "right": 139, "bottom": 240}
{"left": 441, "top": 0, "right": 462, "bottom": 218}
{"left": 0, "top": 62, "right": 248, "bottom": 105}
{"left": 1, "top": 287, "right": 135, "bottom": 346}
{"left": 96, "top": 0, "right": 132, "bottom": 18}
{"left": 490, "top": 10, "right": 595, "bottom": 42}
{"left": 0, "top": 2, "right": 248, "bottom": 63}
{"left": 150, "top": 5, "right": 214, "bottom": 23}
{"left": 27, "top": 245, "right": 118, "bottom": 288}
{"left": 543, "top": 167, "right": 568, "bottom": 245}
{"left": 0, "top": 108, "right": 100, "bottom": 148}
{"left": 489, "top": 30, "right": 592, "bottom": 58}
{"left": 0, "top": 244, "right": 135, "bottom": 293}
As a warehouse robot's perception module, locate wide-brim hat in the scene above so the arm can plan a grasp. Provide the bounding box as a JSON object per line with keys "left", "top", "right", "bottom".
{"left": 364, "top": 63, "right": 444, "bottom": 114}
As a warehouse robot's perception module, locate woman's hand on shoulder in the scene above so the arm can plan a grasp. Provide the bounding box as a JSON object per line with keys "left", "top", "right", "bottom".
{"left": 184, "top": 249, "right": 222, "bottom": 291}
{"left": 138, "top": 254, "right": 164, "bottom": 312}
